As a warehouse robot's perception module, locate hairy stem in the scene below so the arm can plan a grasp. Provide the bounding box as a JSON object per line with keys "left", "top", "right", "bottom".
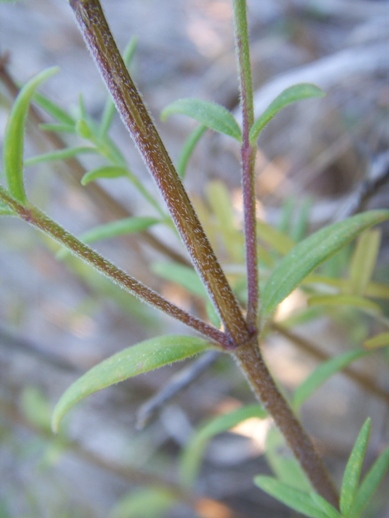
{"left": 233, "top": 339, "right": 339, "bottom": 508}
{"left": 0, "top": 185, "right": 231, "bottom": 348}
{"left": 69, "top": 0, "right": 250, "bottom": 347}
{"left": 233, "top": 0, "right": 259, "bottom": 330}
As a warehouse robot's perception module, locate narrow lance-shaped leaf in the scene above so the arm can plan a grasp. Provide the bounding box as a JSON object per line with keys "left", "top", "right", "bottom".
{"left": 81, "top": 165, "right": 129, "bottom": 185}
{"left": 349, "top": 230, "right": 380, "bottom": 296}
{"left": 261, "top": 210, "right": 389, "bottom": 318}
{"left": 176, "top": 124, "right": 207, "bottom": 178}
{"left": 25, "top": 146, "right": 95, "bottom": 167}
{"left": 292, "top": 350, "right": 369, "bottom": 411}
{"left": 3, "top": 67, "right": 59, "bottom": 203}
{"left": 340, "top": 418, "right": 371, "bottom": 516}
{"left": 254, "top": 477, "right": 334, "bottom": 518}
{"left": 180, "top": 404, "right": 266, "bottom": 487}
{"left": 34, "top": 91, "right": 76, "bottom": 126}
{"left": 52, "top": 335, "right": 216, "bottom": 432}
{"left": 161, "top": 98, "right": 242, "bottom": 141}
{"left": 79, "top": 216, "right": 160, "bottom": 244}
{"left": 249, "top": 83, "right": 325, "bottom": 144}
{"left": 350, "top": 445, "right": 389, "bottom": 518}
{"left": 308, "top": 294, "right": 382, "bottom": 315}
{"left": 364, "top": 332, "right": 389, "bottom": 349}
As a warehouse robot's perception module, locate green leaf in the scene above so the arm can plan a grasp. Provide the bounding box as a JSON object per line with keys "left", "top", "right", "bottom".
{"left": 350, "top": 445, "right": 389, "bottom": 518}
{"left": 152, "top": 262, "right": 207, "bottom": 299}
{"left": 100, "top": 36, "right": 138, "bottom": 138}
{"left": 364, "top": 332, "right": 389, "bottom": 349}
{"left": 265, "top": 427, "right": 312, "bottom": 492}
{"left": 257, "top": 219, "right": 295, "bottom": 255}
{"left": 52, "top": 335, "right": 214, "bottom": 432}
{"left": 310, "top": 492, "right": 342, "bottom": 518}
{"left": 340, "top": 418, "right": 371, "bottom": 516}
{"left": 25, "top": 146, "right": 95, "bottom": 167}
{"left": 176, "top": 124, "right": 207, "bottom": 178}
{"left": 109, "top": 487, "right": 176, "bottom": 518}
{"left": 161, "top": 98, "right": 242, "bottom": 141}
{"left": 81, "top": 166, "right": 129, "bottom": 185}
{"left": 292, "top": 350, "right": 368, "bottom": 410}
{"left": 34, "top": 91, "right": 75, "bottom": 126}
{"left": 39, "top": 123, "right": 76, "bottom": 134}
{"left": 76, "top": 118, "right": 93, "bottom": 139}
{"left": 308, "top": 294, "right": 382, "bottom": 315}
{"left": 254, "top": 477, "right": 330, "bottom": 518}
{"left": 78, "top": 216, "right": 160, "bottom": 244}
{"left": 261, "top": 210, "right": 389, "bottom": 319}
{"left": 349, "top": 230, "right": 380, "bottom": 296}
{"left": 3, "top": 67, "right": 59, "bottom": 203}
{"left": 180, "top": 404, "right": 266, "bottom": 487}
{"left": 249, "top": 83, "right": 325, "bottom": 144}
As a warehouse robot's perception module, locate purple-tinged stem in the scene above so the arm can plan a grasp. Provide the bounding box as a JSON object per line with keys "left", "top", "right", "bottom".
{"left": 0, "top": 185, "right": 231, "bottom": 349}
{"left": 233, "top": 0, "right": 259, "bottom": 331}
{"left": 69, "top": 0, "right": 251, "bottom": 348}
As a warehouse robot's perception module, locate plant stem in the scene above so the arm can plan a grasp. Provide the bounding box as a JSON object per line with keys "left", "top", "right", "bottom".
{"left": 232, "top": 0, "right": 259, "bottom": 330}
{"left": 69, "top": 0, "right": 251, "bottom": 348}
{"left": 0, "top": 185, "right": 231, "bottom": 348}
{"left": 233, "top": 338, "right": 339, "bottom": 507}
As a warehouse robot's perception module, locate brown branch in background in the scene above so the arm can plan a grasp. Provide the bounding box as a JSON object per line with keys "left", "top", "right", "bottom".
{"left": 136, "top": 350, "right": 219, "bottom": 429}
{"left": 0, "top": 397, "right": 235, "bottom": 518}
{"left": 271, "top": 323, "right": 389, "bottom": 405}
{"left": 0, "top": 52, "right": 189, "bottom": 267}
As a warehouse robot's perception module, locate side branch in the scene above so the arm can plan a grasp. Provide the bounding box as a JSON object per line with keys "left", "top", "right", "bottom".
{"left": 69, "top": 0, "right": 251, "bottom": 347}
{"left": 0, "top": 186, "right": 230, "bottom": 348}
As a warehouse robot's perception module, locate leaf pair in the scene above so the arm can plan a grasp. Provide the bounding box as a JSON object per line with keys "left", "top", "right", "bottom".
{"left": 255, "top": 419, "right": 389, "bottom": 518}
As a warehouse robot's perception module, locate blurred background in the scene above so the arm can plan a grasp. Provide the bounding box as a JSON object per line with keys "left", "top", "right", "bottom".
{"left": 0, "top": 0, "right": 388, "bottom": 516}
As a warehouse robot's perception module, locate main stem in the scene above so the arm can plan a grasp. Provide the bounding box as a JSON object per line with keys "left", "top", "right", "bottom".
{"left": 69, "top": 0, "right": 250, "bottom": 348}
{"left": 233, "top": 0, "right": 259, "bottom": 330}
{"left": 233, "top": 339, "right": 339, "bottom": 507}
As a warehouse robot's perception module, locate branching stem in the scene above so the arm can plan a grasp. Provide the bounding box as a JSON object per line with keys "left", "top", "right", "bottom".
{"left": 69, "top": 0, "right": 250, "bottom": 348}
{"left": 0, "top": 186, "right": 231, "bottom": 349}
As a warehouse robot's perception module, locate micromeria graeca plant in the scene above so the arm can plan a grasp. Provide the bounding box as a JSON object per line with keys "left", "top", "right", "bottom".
{"left": 1, "top": 0, "right": 388, "bottom": 515}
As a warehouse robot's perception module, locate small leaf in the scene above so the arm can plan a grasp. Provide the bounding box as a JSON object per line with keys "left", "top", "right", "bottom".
{"left": 340, "top": 418, "right": 371, "bottom": 516}
{"left": 310, "top": 492, "right": 342, "bottom": 518}
{"left": 109, "top": 487, "right": 176, "bottom": 518}
{"left": 3, "top": 67, "right": 59, "bottom": 203}
{"left": 25, "top": 146, "right": 95, "bottom": 167}
{"left": 180, "top": 404, "right": 266, "bottom": 487}
{"left": 76, "top": 118, "right": 93, "bottom": 139}
{"left": 161, "top": 98, "right": 242, "bottom": 141}
{"left": 257, "top": 220, "right": 295, "bottom": 255}
{"left": 265, "top": 427, "right": 312, "bottom": 492}
{"left": 34, "top": 91, "right": 75, "bottom": 126}
{"left": 249, "top": 83, "right": 325, "bottom": 143}
{"left": 39, "top": 122, "right": 77, "bottom": 134}
{"left": 349, "top": 230, "right": 380, "bottom": 296}
{"left": 261, "top": 211, "right": 389, "bottom": 318}
{"left": 52, "top": 335, "right": 215, "bottom": 432}
{"left": 350, "top": 445, "right": 389, "bottom": 518}
{"left": 176, "top": 124, "right": 207, "bottom": 178}
{"left": 308, "top": 294, "right": 382, "bottom": 314}
{"left": 292, "top": 350, "right": 368, "bottom": 410}
{"left": 79, "top": 216, "right": 160, "bottom": 244}
{"left": 152, "top": 262, "right": 207, "bottom": 299}
{"left": 254, "top": 477, "right": 329, "bottom": 518}
{"left": 100, "top": 36, "right": 138, "bottom": 138}
{"left": 81, "top": 166, "right": 129, "bottom": 185}
{"left": 364, "top": 332, "right": 389, "bottom": 349}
